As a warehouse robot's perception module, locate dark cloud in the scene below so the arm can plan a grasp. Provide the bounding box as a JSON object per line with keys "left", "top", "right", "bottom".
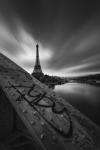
{"left": 0, "top": 0, "right": 100, "bottom": 75}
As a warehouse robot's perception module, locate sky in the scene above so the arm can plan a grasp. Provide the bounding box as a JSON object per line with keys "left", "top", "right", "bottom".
{"left": 0, "top": 0, "right": 100, "bottom": 76}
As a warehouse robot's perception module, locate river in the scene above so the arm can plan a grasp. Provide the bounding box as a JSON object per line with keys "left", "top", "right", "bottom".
{"left": 55, "top": 83, "right": 100, "bottom": 126}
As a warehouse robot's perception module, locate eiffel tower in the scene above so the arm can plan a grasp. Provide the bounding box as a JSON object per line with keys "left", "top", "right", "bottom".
{"left": 32, "top": 44, "right": 44, "bottom": 79}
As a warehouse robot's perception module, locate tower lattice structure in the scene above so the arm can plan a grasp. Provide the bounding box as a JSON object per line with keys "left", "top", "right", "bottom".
{"left": 32, "top": 44, "right": 44, "bottom": 79}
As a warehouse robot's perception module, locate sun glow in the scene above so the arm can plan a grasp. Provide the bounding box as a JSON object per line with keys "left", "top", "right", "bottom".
{"left": 0, "top": 22, "right": 53, "bottom": 73}
{"left": 17, "top": 27, "right": 53, "bottom": 63}
{"left": 18, "top": 43, "right": 52, "bottom": 63}
{"left": 0, "top": 20, "right": 100, "bottom": 77}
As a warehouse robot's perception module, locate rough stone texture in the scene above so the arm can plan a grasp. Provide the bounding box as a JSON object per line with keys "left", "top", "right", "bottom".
{"left": 0, "top": 87, "right": 14, "bottom": 140}
{"left": 0, "top": 53, "right": 100, "bottom": 150}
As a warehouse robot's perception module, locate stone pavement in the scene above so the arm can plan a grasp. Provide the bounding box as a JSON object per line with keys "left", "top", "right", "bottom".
{"left": 0, "top": 53, "right": 100, "bottom": 150}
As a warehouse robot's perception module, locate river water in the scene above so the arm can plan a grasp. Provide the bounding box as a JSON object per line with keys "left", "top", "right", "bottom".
{"left": 55, "top": 83, "right": 100, "bottom": 126}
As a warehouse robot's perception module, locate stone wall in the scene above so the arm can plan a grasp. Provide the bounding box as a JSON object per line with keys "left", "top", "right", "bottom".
{"left": 0, "top": 87, "right": 14, "bottom": 140}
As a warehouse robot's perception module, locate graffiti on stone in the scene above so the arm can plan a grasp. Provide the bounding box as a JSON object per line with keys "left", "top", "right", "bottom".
{"left": 5, "top": 81, "right": 73, "bottom": 138}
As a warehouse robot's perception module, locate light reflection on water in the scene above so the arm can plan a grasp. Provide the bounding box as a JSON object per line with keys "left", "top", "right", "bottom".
{"left": 55, "top": 83, "right": 100, "bottom": 126}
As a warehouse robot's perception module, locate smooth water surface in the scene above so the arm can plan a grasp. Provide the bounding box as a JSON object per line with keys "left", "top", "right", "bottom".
{"left": 55, "top": 83, "right": 100, "bottom": 126}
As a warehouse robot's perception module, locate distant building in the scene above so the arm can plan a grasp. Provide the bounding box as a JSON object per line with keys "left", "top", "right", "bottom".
{"left": 32, "top": 44, "right": 44, "bottom": 80}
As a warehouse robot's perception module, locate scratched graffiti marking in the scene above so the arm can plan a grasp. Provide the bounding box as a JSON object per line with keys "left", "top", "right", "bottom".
{"left": 5, "top": 81, "right": 73, "bottom": 138}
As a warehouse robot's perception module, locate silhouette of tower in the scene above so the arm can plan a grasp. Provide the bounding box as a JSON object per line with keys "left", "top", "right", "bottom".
{"left": 32, "top": 44, "right": 44, "bottom": 79}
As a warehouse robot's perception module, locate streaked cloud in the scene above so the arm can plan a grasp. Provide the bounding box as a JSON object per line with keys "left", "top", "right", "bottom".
{"left": 0, "top": 0, "right": 100, "bottom": 76}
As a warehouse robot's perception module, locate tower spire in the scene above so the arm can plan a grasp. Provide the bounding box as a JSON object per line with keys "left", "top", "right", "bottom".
{"left": 35, "top": 43, "right": 40, "bottom": 66}
{"left": 32, "top": 44, "right": 44, "bottom": 78}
